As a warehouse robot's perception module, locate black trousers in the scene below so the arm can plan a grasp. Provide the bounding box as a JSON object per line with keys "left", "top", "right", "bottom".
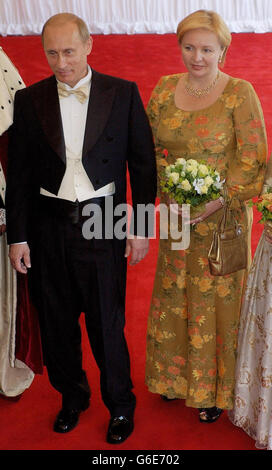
{"left": 29, "top": 196, "right": 136, "bottom": 417}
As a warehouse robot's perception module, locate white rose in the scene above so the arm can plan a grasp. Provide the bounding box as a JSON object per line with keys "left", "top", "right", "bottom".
{"left": 181, "top": 179, "right": 192, "bottom": 191}
{"left": 204, "top": 176, "right": 213, "bottom": 187}
{"left": 200, "top": 185, "right": 209, "bottom": 194}
{"left": 176, "top": 158, "right": 186, "bottom": 166}
{"left": 186, "top": 159, "right": 198, "bottom": 167}
{"left": 186, "top": 160, "right": 198, "bottom": 176}
{"left": 190, "top": 168, "right": 198, "bottom": 178}
{"left": 198, "top": 164, "right": 209, "bottom": 177}
{"left": 169, "top": 172, "right": 180, "bottom": 184}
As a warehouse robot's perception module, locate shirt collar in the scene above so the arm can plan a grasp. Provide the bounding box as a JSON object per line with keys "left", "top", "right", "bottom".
{"left": 57, "top": 65, "right": 92, "bottom": 90}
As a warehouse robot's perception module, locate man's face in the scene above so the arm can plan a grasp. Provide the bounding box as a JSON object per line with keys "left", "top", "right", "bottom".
{"left": 43, "top": 22, "right": 92, "bottom": 87}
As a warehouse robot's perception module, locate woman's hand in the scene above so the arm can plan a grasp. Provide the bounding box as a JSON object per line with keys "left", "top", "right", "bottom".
{"left": 190, "top": 198, "right": 223, "bottom": 225}
{"left": 166, "top": 196, "right": 224, "bottom": 224}
{"left": 0, "top": 223, "right": 6, "bottom": 235}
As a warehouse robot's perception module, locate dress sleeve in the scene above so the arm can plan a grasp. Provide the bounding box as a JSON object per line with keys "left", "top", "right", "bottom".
{"left": 226, "top": 80, "right": 267, "bottom": 205}
{"left": 146, "top": 76, "right": 168, "bottom": 198}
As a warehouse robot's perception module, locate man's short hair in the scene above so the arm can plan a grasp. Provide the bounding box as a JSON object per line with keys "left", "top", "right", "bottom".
{"left": 41, "top": 13, "right": 90, "bottom": 44}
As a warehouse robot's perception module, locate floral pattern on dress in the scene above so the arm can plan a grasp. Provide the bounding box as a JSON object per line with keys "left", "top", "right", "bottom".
{"left": 229, "top": 159, "right": 272, "bottom": 448}
{"left": 229, "top": 233, "right": 272, "bottom": 449}
{"left": 145, "top": 74, "right": 267, "bottom": 409}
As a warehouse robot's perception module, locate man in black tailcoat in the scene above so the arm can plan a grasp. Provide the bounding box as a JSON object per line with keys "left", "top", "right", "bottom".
{"left": 6, "top": 13, "right": 156, "bottom": 444}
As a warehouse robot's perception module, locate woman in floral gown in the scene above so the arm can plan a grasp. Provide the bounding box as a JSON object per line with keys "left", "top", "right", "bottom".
{"left": 229, "top": 158, "right": 272, "bottom": 449}
{"left": 145, "top": 10, "right": 267, "bottom": 423}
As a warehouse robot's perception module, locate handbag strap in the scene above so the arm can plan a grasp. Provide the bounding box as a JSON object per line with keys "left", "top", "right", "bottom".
{"left": 217, "top": 200, "right": 239, "bottom": 232}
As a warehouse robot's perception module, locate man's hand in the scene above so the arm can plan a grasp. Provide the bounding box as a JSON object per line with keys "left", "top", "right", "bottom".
{"left": 125, "top": 237, "right": 149, "bottom": 266}
{"left": 9, "top": 243, "right": 31, "bottom": 274}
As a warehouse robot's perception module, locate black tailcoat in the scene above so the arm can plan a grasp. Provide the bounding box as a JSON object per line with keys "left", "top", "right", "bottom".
{"left": 6, "top": 70, "right": 156, "bottom": 414}
{"left": 6, "top": 70, "right": 157, "bottom": 292}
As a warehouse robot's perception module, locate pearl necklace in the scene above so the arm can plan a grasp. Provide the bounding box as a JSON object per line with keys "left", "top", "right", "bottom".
{"left": 185, "top": 72, "right": 220, "bottom": 98}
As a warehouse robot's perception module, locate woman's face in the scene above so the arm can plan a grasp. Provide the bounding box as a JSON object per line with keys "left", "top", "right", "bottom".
{"left": 181, "top": 28, "right": 223, "bottom": 80}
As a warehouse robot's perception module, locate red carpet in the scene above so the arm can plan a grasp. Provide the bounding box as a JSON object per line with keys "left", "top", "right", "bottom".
{"left": 0, "top": 33, "right": 271, "bottom": 452}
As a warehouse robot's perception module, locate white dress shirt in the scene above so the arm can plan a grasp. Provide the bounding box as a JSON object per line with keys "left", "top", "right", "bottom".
{"left": 40, "top": 67, "right": 115, "bottom": 202}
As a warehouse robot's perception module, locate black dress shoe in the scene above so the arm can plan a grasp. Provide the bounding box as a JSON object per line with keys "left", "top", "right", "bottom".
{"left": 161, "top": 395, "right": 178, "bottom": 401}
{"left": 106, "top": 416, "right": 134, "bottom": 444}
{"left": 53, "top": 401, "right": 89, "bottom": 433}
{"left": 199, "top": 407, "right": 223, "bottom": 423}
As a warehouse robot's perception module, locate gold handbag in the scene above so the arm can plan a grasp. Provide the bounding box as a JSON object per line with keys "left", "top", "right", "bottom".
{"left": 208, "top": 201, "right": 247, "bottom": 276}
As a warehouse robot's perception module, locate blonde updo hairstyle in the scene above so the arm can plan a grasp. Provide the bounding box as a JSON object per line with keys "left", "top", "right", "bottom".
{"left": 176, "top": 10, "right": 231, "bottom": 66}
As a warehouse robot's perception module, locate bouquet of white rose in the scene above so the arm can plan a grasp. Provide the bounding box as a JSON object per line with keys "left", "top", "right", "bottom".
{"left": 161, "top": 157, "right": 224, "bottom": 216}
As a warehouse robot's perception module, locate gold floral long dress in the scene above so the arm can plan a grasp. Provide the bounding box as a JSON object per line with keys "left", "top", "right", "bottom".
{"left": 145, "top": 74, "right": 267, "bottom": 410}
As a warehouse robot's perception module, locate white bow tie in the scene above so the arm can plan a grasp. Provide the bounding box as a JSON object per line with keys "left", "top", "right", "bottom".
{"left": 57, "top": 83, "right": 89, "bottom": 104}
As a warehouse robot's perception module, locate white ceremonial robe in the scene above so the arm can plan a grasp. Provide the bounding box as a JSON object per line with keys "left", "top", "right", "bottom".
{"left": 0, "top": 48, "right": 34, "bottom": 396}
